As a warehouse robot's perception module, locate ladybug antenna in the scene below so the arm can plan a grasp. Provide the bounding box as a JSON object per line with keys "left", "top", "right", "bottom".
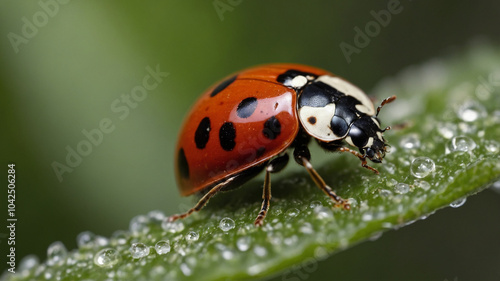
{"left": 376, "top": 95, "right": 396, "bottom": 117}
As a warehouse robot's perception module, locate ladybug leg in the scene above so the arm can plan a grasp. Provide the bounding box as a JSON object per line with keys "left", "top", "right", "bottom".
{"left": 254, "top": 167, "right": 272, "bottom": 227}
{"left": 254, "top": 154, "right": 289, "bottom": 226}
{"left": 168, "top": 176, "right": 236, "bottom": 222}
{"left": 294, "top": 145, "right": 350, "bottom": 210}
{"left": 338, "top": 147, "right": 380, "bottom": 174}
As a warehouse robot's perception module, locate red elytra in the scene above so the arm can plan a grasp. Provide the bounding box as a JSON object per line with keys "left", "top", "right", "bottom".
{"left": 172, "top": 64, "right": 395, "bottom": 226}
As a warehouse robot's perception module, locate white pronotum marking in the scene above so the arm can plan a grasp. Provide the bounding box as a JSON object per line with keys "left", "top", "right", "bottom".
{"left": 298, "top": 103, "right": 346, "bottom": 141}
{"left": 316, "top": 75, "right": 375, "bottom": 116}
{"left": 291, "top": 75, "right": 308, "bottom": 89}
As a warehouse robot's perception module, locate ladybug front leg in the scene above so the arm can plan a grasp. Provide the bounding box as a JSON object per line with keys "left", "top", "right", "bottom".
{"left": 168, "top": 176, "right": 236, "bottom": 222}
{"left": 254, "top": 154, "right": 289, "bottom": 226}
{"left": 293, "top": 145, "right": 350, "bottom": 210}
{"left": 338, "top": 147, "right": 380, "bottom": 174}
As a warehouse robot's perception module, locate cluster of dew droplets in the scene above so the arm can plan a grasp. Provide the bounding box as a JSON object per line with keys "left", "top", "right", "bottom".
{"left": 388, "top": 132, "right": 437, "bottom": 198}
{"left": 378, "top": 68, "right": 499, "bottom": 215}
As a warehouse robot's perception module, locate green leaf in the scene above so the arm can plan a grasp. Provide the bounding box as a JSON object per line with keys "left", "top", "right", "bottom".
{"left": 5, "top": 43, "right": 500, "bottom": 281}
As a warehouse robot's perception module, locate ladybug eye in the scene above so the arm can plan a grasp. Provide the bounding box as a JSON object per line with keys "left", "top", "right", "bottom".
{"left": 366, "top": 148, "right": 375, "bottom": 158}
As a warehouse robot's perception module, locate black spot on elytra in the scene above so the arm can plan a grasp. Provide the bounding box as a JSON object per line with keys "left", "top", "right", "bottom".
{"left": 194, "top": 117, "right": 211, "bottom": 149}
{"left": 263, "top": 116, "right": 281, "bottom": 140}
{"left": 308, "top": 116, "right": 317, "bottom": 125}
{"left": 277, "top": 69, "right": 317, "bottom": 87}
{"left": 219, "top": 122, "right": 236, "bottom": 151}
{"left": 177, "top": 148, "right": 189, "bottom": 179}
{"left": 256, "top": 147, "right": 266, "bottom": 157}
{"left": 210, "top": 75, "right": 237, "bottom": 97}
{"left": 236, "top": 97, "right": 258, "bottom": 118}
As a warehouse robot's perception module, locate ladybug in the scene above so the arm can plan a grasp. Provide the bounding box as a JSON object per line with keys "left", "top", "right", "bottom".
{"left": 170, "top": 64, "right": 395, "bottom": 226}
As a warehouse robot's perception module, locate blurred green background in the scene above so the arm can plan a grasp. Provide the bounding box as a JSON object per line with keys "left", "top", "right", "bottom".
{"left": 1, "top": 0, "right": 499, "bottom": 280}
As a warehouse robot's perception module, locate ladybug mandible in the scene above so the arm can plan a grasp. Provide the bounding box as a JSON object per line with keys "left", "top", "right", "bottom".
{"left": 170, "top": 64, "right": 395, "bottom": 226}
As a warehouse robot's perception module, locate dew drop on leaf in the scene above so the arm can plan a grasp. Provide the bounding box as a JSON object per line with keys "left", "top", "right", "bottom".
{"left": 410, "top": 157, "right": 436, "bottom": 178}
{"left": 94, "top": 248, "right": 120, "bottom": 268}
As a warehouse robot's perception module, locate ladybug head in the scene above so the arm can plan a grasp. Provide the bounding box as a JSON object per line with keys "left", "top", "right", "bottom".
{"left": 345, "top": 115, "right": 391, "bottom": 163}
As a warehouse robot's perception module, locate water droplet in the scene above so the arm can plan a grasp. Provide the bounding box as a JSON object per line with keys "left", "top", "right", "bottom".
{"left": 236, "top": 236, "right": 251, "bottom": 252}
{"left": 173, "top": 242, "right": 187, "bottom": 256}
{"left": 414, "top": 180, "right": 431, "bottom": 191}
{"left": 221, "top": 249, "right": 235, "bottom": 260}
{"left": 147, "top": 210, "right": 166, "bottom": 224}
{"left": 399, "top": 133, "right": 421, "bottom": 150}
{"left": 185, "top": 231, "right": 199, "bottom": 243}
{"left": 300, "top": 222, "right": 314, "bottom": 234}
{"left": 457, "top": 100, "right": 486, "bottom": 122}
{"left": 436, "top": 122, "right": 457, "bottom": 139}
{"left": 347, "top": 198, "right": 358, "bottom": 208}
{"left": 76, "top": 231, "right": 95, "bottom": 248}
{"left": 410, "top": 157, "right": 436, "bottom": 178}
{"left": 219, "top": 217, "right": 235, "bottom": 232}
{"left": 446, "top": 136, "right": 476, "bottom": 154}
{"left": 284, "top": 235, "right": 299, "bottom": 246}
{"left": 386, "top": 178, "right": 398, "bottom": 187}
{"left": 383, "top": 162, "right": 396, "bottom": 174}
{"left": 129, "top": 243, "right": 150, "bottom": 259}
{"left": 162, "top": 220, "right": 185, "bottom": 233}
{"left": 362, "top": 212, "right": 373, "bottom": 221}
{"left": 94, "top": 248, "right": 120, "bottom": 267}
{"left": 18, "top": 255, "right": 39, "bottom": 272}
{"left": 150, "top": 265, "right": 166, "bottom": 278}
{"left": 248, "top": 263, "right": 266, "bottom": 276}
{"left": 154, "top": 240, "right": 171, "bottom": 255}
{"left": 458, "top": 122, "right": 477, "bottom": 134}
{"left": 314, "top": 246, "right": 329, "bottom": 261}
{"left": 47, "top": 241, "right": 68, "bottom": 266}
{"left": 44, "top": 270, "right": 53, "bottom": 279}
{"left": 379, "top": 189, "right": 393, "bottom": 197}
{"left": 95, "top": 235, "right": 110, "bottom": 247}
{"left": 394, "top": 183, "right": 410, "bottom": 194}
{"left": 450, "top": 198, "right": 467, "bottom": 208}
{"left": 309, "top": 200, "right": 322, "bottom": 209}
{"left": 286, "top": 208, "right": 300, "bottom": 218}
{"left": 314, "top": 206, "right": 333, "bottom": 219}
{"left": 180, "top": 263, "right": 192, "bottom": 276}
{"left": 111, "top": 230, "right": 128, "bottom": 245}
{"left": 484, "top": 140, "right": 500, "bottom": 154}
{"left": 129, "top": 215, "right": 149, "bottom": 233}
{"left": 253, "top": 245, "right": 267, "bottom": 257}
